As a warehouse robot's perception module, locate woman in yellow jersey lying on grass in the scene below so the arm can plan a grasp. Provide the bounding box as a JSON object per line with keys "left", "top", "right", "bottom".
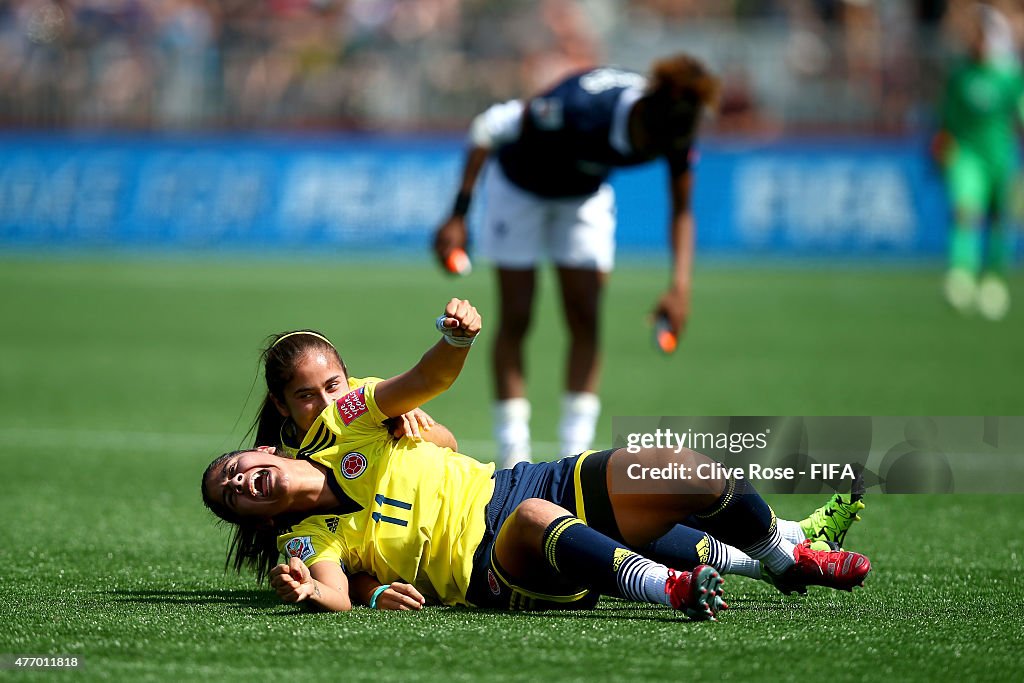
{"left": 234, "top": 314, "right": 866, "bottom": 611}
{"left": 202, "top": 298, "right": 870, "bottom": 619}
{"left": 228, "top": 322, "right": 864, "bottom": 612}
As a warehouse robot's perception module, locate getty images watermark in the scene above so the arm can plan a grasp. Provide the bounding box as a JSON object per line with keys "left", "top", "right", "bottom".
{"left": 624, "top": 426, "right": 857, "bottom": 482}
{"left": 610, "top": 416, "right": 1024, "bottom": 495}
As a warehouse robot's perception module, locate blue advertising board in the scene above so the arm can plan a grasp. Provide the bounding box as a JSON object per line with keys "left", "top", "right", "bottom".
{"left": 0, "top": 133, "right": 955, "bottom": 257}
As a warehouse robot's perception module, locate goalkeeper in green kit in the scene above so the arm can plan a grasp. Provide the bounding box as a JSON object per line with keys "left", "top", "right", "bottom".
{"left": 936, "top": 2, "right": 1024, "bottom": 320}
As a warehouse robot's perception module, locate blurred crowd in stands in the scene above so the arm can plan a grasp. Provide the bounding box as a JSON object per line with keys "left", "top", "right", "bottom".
{"left": 0, "top": 0, "right": 1020, "bottom": 134}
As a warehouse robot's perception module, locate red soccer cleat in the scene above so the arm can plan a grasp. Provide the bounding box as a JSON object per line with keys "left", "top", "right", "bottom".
{"left": 666, "top": 564, "right": 728, "bottom": 621}
{"left": 767, "top": 540, "right": 871, "bottom": 596}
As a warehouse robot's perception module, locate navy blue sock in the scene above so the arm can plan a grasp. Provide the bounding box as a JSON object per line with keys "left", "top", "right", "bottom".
{"left": 645, "top": 525, "right": 762, "bottom": 578}
{"left": 690, "top": 477, "right": 790, "bottom": 569}
{"left": 542, "top": 516, "right": 671, "bottom": 605}
{"left": 643, "top": 524, "right": 715, "bottom": 570}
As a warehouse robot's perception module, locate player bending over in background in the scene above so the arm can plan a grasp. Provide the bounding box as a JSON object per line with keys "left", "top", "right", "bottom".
{"left": 202, "top": 299, "right": 870, "bottom": 618}
{"left": 936, "top": 2, "right": 1024, "bottom": 320}
{"left": 434, "top": 53, "right": 718, "bottom": 469}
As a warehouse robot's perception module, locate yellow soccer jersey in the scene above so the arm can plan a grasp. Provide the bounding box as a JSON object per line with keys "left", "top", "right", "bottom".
{"left": 276, "top": 381, "right": 496, "bottom": 606}
{"left": 277, "top": 376, "right": 383, "bottom": 458}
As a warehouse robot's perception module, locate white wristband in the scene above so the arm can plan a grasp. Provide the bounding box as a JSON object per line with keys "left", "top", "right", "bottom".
{"left": 435, "top": 315, "right": 475, "bottom": 347}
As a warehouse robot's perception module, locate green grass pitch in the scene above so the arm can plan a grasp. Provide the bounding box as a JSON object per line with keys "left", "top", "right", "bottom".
{"left": 1, "top": 257, "right": 1022, "bottom": 681}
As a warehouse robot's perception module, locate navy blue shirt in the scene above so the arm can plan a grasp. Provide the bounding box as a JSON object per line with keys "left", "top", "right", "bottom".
{"left": 496, "top": 68, "right": 692, "bottom": 198}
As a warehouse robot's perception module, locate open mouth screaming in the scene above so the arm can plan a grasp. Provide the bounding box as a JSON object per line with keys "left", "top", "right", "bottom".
{"left": 249, "top": 469, "right": 272, "bottom": 498}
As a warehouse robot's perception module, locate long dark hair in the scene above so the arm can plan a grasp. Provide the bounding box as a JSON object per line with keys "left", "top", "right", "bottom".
{"left": 249, "top": 329, "right": 348, "bottom": 448}
{"left": 201, "top": 450, "right": 307, "bottom": 583}
{"left": 211, "top": 330, "right": 347, "bottom": 583}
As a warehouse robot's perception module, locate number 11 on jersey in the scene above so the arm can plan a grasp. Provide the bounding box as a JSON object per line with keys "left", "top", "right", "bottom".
{"left": 372, "top": 493, "right": 412, "bottom": 527}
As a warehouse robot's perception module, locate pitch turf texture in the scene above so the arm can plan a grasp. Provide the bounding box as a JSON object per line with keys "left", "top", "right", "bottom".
{"left": 2, "top": 257, "right": 1022, "bottom": 682}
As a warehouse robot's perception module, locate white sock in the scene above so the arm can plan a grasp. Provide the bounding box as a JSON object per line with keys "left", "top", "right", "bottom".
{"left": 494, "top": 398, "right": 531, "bottom": 468}
{"left": 720, "top": 545, "right": 762, "bottom": 579}
{"left": 700, "top": 534, "right": 761, "bottom": 579}
{"left": 558, "top": 392, "right": 600, "bottom": 457}
{"left": 617, "top": 554, "right": 672, "bottom": 606}
{"left": 742, "top": 527, "right": 796, "bottom": 575}
{"left": 778, "top": 519, "right": 806, "bottom": 545}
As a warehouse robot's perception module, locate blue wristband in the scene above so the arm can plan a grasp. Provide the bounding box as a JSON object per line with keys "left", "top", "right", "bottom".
{"left": 369, "top": 585, "right": 389, "bottom": 609}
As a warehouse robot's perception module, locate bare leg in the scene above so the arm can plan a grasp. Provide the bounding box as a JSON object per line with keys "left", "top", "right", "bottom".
{"left": 494, "top": 498, "right": 569, "bottom": 579}
{"left": 493, "top": 497, "right": 726, "bottom": 618}
{"left": 555, "top": 266, "right": 606, "bottom": 456}
{"left": 493, "top": 267, "right": 537, "bottom": 399}
{"left": 493, "top": 447, "right": 869, "bottom": 603}
{"left": 555, "top": 266, "right": 606, "bottom": 394}
{"left": 604, "top": 447, "right": 725, "bottom": 547}
{"left": 493, "top": 268, "right": 537, "bottom": 467}
{"left": 601, "top": 447, "right": 829, "bottom": 583}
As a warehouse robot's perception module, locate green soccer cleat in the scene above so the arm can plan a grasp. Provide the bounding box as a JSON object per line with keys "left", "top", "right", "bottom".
{"left": 799, "top": 471, "right": 866, "bottom": 548}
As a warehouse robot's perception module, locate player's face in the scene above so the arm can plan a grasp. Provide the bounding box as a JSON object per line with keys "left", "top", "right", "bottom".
{"left": 204, "top": 449, "right": 294, "bottom": 521}
{"left": 274, "top": 351, "right": 349, "bottom": 435}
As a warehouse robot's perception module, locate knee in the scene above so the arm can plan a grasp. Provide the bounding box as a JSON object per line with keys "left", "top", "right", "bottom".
{"left": 505, "top": 498, "right": 564, "bottom": 547}
{"left": 499, "top": 297, "right": 533, "bottom": 340}
{"left": 563, "top": 300, "right": 600, "bottom": 339}
{"left": 510, "top": 498, "right": 558, "bottom": 529}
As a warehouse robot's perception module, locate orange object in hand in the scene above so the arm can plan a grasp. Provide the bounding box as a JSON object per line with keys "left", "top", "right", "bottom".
{"left": 653, "top": 315, "right": 677, "bottom": 354}
{"left": 445, "top": 248, "right": 472, "bottom": 276}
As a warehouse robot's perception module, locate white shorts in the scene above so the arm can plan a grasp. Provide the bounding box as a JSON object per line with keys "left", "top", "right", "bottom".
{"left": 478, "top": 164, "right": 616, "bottom": 272}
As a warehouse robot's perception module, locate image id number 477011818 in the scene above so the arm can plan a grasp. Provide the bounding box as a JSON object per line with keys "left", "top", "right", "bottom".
{"left": 1, "top": 655, "right": 81, "bottom": 669}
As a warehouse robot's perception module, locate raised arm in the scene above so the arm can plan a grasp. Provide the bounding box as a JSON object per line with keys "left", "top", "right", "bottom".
{"left": 373, "top": 298, "right": 482, "bottom": 419}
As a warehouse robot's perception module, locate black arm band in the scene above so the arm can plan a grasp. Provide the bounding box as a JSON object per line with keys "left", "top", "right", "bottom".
{"left": 453, "top": 191, "right": 472, "bottom": 217}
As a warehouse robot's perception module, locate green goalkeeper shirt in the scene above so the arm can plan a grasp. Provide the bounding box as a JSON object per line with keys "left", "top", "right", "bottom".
{"left": 941, "top": 57, "right": 1024, "bottom": 171}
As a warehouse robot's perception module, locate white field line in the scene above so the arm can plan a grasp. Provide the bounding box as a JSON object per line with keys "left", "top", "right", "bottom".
{"left": 0, "top": 426, "right": 564, "bottom": 462}
{"left": 0, "top": 426, "right": 233, "bottom": 452}
{"left": 3, "top": 425, "right": 1016, "bottom": 472}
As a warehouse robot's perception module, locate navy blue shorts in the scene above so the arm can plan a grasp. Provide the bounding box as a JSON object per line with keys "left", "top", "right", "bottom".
{"left": 465, "top": 449, "right": 620, "bottom": 610}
